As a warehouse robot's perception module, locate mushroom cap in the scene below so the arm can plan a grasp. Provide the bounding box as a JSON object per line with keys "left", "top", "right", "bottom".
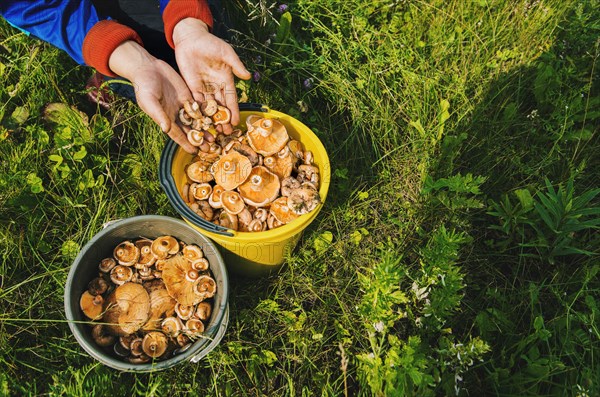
{"left": 221, "top": 191, "right": 246, "bottom": 215}
{"left": 175, "top": 303, "right": 195, "bottom": 320}
{"left": 99, "top": 257, "right": 116, "bottom": 273}
{"left": 91, "top": 324, "right": 115, "bottom": 347}
{"left": 201, "top": 99, "right": 218, "bottom": 117}
{"left": 186, "top": 160, "right": 215, "bottom": 183}
{"left": 238, "top": 166, "right": 281, "bottom": 207}
{"left": 162, "top": 316, "right": 184, "bottom": 337}
{"left": 248, "top": 219, "right": 266, "bottom": 232}
{"left": 192, "top": 183, "right": 212, "bottom": 201}
{"left": 191, "top": 258, "right": 210, "bottom": 272}
{"left": 151, "top": 236, "right": 179, "bottom": 260}
{"left": 113, "top": 241, "right": 140, "bottom": 266}
{"left": 142, "top": 331, "right": 169, "bottom": 358}
{"left": 192, "top": 275, "right": 217, "bottom": 300}
{"left": 110, "top": 265, "right": 134, "bottom": 285}
{"left": 195, "top": 301, "right": 213, "bottom": 321}
{"left": 183, "top": 100, "right": 203, "bottom": 119}
{"left": 103, "top": 282, "right": 150, "bottom": 336}
{"left": 135, "top": 239, "right": 156, "bottom": 268}
{"left": 87, "top": 277, "right": 109, "bottom": 296}
{"left": 208, "top": 184, "right": 225, "bottom": 209}
{"left": 211, "top": 106, "right": 231, "bottom": 125}
{"left": 216, "top": 210, "right": 238, "bottom": 231}
{"left": 269, "top": 197, "right": 300, "bottom": 224}
{"left": 247, "top": 117, "right": 289, "bottom": 156}
{"left": 162, "top": 255, "right": 211, "bottom": 306}
{"left": 80, "top": 291, "right": 105, "bottom": 320}
{"left": 187, "top": 129, "right": 205, "bottom": 147}
{"left": 263, "top": 148, "right": 295, "bottom": 179}
{"left": 182, "top": 244, "right": 204, "bottom": 263}
{"left": 212, "top": 151, "right": 253, "bottom": 191}
{"left": 142, "top": 280, "right": 177, "bottom": 332}
{"left": 185, "top": 319, "right": 205, "bottom": 336}
{"left": 287, "top": 183, "right": 321, "bottom": 215}
{"left": 130, "top": 337, "right": 144, "bottom": 356}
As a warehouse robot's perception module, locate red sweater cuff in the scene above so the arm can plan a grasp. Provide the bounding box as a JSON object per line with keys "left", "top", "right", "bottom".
{"left": 163, "top": 0, "right": 214, "bottom": 49}
{"left": 82, "top": 20, "right": 144, "bottom": 77}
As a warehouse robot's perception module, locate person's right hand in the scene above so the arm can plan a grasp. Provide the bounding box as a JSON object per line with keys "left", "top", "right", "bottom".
{"left": 108, "top": 40, "right": 198, "bottom": 154}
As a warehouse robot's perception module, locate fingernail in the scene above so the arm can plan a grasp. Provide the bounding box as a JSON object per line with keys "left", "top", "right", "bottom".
{"left": 160, "top": 122, "right": 169, "bottom": 133}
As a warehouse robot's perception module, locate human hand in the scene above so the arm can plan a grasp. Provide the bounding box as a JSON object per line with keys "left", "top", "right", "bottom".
{"left": 108, "top": 40, "right": 199, "bottom": 154}
{"left": 172, "top": 18, "right": 251, "bottom": 134}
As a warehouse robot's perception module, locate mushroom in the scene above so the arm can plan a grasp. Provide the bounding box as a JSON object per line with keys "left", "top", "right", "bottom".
{"left": 119, "top": 334, "right": 135, "bottom": 351}
{"left": 192, "top": 116, "right": 213, "bottom": 131}
{"left": 195, "top": 301, "right": 212, "bottom": 321}
{"left": 113, "top": 241, "right": 140, "bottom": 267}
{"left": 238, "top": 166, "right": 281, "bottom": 207}
{"left": 80, "top": 291, "right": 105, "bottom": 320}
{"left": 193, "top": 151, "right": 220, "bottom": 164}
{"left": 142, "top": 331, "right": 168, "bottom": 358}
{"left": 87, "top": 277, "right": 109, "bottom": 296}
{"left": 191, "top": 258, "right": 210, "bottom": 272}
{"left": 128, "top": 354, "right": 151, "bottom": 364}
{"left": 287, "top": 183, "right": 321, "bottom": 215}
{"left": 103, "top": 282, "right": 150, "bottom": 336}
{"left": 142, "top": 280, "right": 177, "bottom": 332}
{"left": 175, "top": 303, "right": 195, "bottom": 320}
{"left": 91, "top": 324, "right": 115, "bottom": 347}
{"left": 130, "top": 337, "right": 144, "bottom": 356}
{"left": 254, "top": 208, "right": 268, "bottom": 222}
{"left": 186, "top": 161, "right": 214, "bottom": 183}
{"left": 270, "top": 197, "right": 300, "bottom": 224}
{"left": 221, "top": 191, "right": 246, "bottom": 215}
{"left": 178, "top": 108, "right": 193, "bottom": 126}
{"left": 162, "top": 316, "right": 184, "bottom": 337}
{"left": 110, "top": 265, "right": 134, "bottom": 285}
{"left": 288, "top": 139, "right": 304, "bottom": 159}
{"left": 194, "top": 200, "right": 214, "bottom": 221}
{"left": 248, "top": 219, "right": 266, "bottom": 232}
{"left": 215, "top": 210, "right": 238, "bottom": 231}
{"left": 297, "top": 164, "right": 320, "bottom": 188}
{"left": 183, "top": 100, "right": 203, "bottom": 119}
{"left": 192, "top": 275, "right": 217, "bottom": 300}
{"left": 182, "top": 244, "right": 204, "bottom": 263}
{"left": 267, "top": 213, "right": 284, "bottom": 230}
{"left": 151, "top": 236, "right": 179, "bottom": 260}
{"left": 211, "top": 106, "right": 231, "bottom": 125}
{"left": 234, "top": 143, "right": 260, "bottom": 166}
{"left": 263, "top": 146, "right": 295, "bottom": 179}
{"left": 192, "top": 183, "right": 212, "bottom": 201}
{"left": 187, "top": 129, "right": 204, "bottom": 147}
{"left": 281, "top": 176, "right": 302, "bottom": 197}
{"left": 185, "top": 319, "right": 205, "bottom": 336}
{"left": 162, "top": 255, "right": 211, "bottom": 306}
{"left": 246, "top": 117, "right": 289, "bottom": 156}
{"left": 176, "top": 333, "right": 191, "bottom": 348}
{"left": 208, "top": 185, "right": 225, "bottom": 209}
{"left": 212, "top": 151, "right": 253, "bottom": 191}
{"left": 237, "top": 207, "right": 253, "bottom": 232}
{"left": 135, "top": 238, "right": 156, "bottom": 268}
{"left": 114, "top": 340, "right": 130, "bottom": 358}
{"left": 99, "top": 257, "right": 116, "bottom": 273}
{"left": 201, "top": 99, "right": 218, "bottom": 117}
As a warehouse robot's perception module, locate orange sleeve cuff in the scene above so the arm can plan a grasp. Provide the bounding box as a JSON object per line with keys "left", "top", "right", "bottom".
{"left": 82, "top": 20, "right": 144, "bottom": 77}
{"left": 163, "top": 0, "right": 214, "bottom": 49}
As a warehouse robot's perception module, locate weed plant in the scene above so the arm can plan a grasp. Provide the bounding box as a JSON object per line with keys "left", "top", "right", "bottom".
{"left": 0, "top": 0, "right": 598, "bottom": 395}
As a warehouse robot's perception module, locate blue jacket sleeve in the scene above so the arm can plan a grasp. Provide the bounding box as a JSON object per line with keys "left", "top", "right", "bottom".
{"left": 0, "top": 1, "right": 103, "bottom": 65}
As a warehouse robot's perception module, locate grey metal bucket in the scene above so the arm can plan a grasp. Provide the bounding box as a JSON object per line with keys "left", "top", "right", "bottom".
{"left": 64, "top": 215, "right": 229, "bottom": 372}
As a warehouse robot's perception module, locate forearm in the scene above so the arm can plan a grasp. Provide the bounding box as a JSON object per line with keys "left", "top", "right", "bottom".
{"left": 108, "top": 40, "right": 155, "bottom": 82}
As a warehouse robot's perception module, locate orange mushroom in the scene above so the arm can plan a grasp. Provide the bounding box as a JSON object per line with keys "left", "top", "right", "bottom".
{"left": 212, "top": 151, "right": 253, "bottom": 191}
{"left": 246, "top": 117, "right": 289, "bottom": 156}
{"left": 238, "top": 166, "right": 281, "bottom": 207}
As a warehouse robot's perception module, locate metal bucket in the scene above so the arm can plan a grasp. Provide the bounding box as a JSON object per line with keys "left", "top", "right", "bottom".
{"left": 64, "top": 215, "right": 229, "bottom": 372}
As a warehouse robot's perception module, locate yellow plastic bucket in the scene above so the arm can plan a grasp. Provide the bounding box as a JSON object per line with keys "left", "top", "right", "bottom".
{"left": 160, "top": 104, "right": 330, "bottom": 276}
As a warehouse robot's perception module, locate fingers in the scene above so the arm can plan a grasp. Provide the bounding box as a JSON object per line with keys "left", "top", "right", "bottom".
{"left": 223, "top": 46, "right": 251, "bottom": 80}
{"left": 138, "top": 95, "right": 198, "bottom": 154}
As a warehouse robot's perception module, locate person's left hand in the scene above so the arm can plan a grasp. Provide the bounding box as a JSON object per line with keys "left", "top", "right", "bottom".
{"left": 172, "top": 18, "right": 251, "bottom": 134}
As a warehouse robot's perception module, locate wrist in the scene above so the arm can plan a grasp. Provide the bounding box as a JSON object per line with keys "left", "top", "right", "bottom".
{"left": 172, "top": 18, "right": 209, "bottom": 47}
{"left": 108, "top": 40, "right": 155, "bottom": 81}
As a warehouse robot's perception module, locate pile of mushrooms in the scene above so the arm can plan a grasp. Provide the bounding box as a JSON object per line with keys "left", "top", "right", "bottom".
{"left": 79, "top": 236, "right": 217, "bottom": 364}
{"left": 179, "top": 100, "right": 322, "bottom": 232}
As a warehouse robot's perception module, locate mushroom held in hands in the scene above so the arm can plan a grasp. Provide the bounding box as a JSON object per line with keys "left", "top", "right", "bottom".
{"left": 187, "top": 129, "right": 205, "bottom": 147}
{"left": 102, "top": 282, "right": 150, "bottom": 336}
{"left": 211, "top": 106, "right": 231, "bottom": 125}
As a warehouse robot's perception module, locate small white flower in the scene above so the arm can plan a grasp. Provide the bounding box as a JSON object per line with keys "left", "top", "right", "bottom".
{"left": 373, "top": 321, "right": 385, "bottom": 333}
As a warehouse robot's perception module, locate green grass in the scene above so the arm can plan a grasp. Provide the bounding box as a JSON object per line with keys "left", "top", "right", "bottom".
{"left": 1, "top": 0, "right": 599, "bottom": 395}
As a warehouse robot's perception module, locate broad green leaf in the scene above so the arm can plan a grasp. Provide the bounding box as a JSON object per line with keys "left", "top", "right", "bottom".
{"left": 11, "top": 106, "right": 29, "bottom": 124}
{"left": 314, "top": 231, "right": 333, "bottom": 253}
